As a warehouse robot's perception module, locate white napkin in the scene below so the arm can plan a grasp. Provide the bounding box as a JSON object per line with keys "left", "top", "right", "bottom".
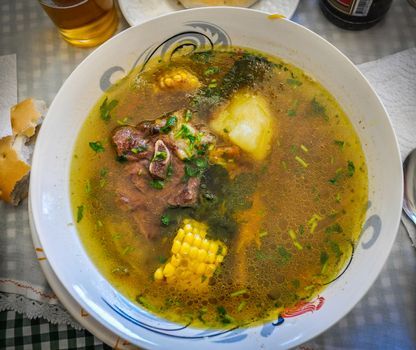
{"left": 0, "top": 54, "right": 17, "bottom": 138}
{"left": 358, "top": 48, "right": 416, "bottom": 247}
{"left": 0, "top": 48, "right": 415, "bottom": 332}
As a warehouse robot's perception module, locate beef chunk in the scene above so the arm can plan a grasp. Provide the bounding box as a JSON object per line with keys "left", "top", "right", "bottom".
{"left": 112, "top": 126, "right": 152, "bottom": 161}
{"left": 168, "top": 177, "right": 200, "bottom": 207}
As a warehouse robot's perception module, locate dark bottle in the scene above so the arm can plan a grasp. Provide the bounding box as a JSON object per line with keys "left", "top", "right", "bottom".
{"left": 319, "top": 0, "right": 393, "bottom": 30}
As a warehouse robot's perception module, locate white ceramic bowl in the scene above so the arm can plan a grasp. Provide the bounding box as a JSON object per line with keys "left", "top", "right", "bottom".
{"left": 29, "top": 7, "right": 403, "bottom": 349}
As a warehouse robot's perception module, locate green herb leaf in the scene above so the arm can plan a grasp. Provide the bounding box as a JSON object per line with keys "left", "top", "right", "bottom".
{"left": 131, "top": 145, "right": 147, "bottom": 154}
{"left": 100, "top": 168, "right": 108, "bottom": 178}
{"left": 230, "top": 289, "right": 248, "bottom": 297}
{"left": 204, "top": 66, "right": 219, "bottom": 76}
{"left": 161, "top": 214, "right": 170, "bottom": 226}
{"left": 184, "top": 110, "right": 192, "bottom": 122}
{"left": 122, "top": 246, "right": 134, "bottom": 255}
{"left": 99, "top": 97, "right": 118, "bottom": 121}
{"left": 287, "top": 109, "right": 297, "bottom": 117}
{"left": 325, "top": 223, "right": 343, "bottom": 234}
{"left": 160, "top": 115, "right": 177, "bottom": 134}
{"left": 167, "top": 164, "right": 173, "bottom": 177}
{"left": 116, "top": 155, "right": 128, "bottom": 163}
{"left": 153, "top": 151, "right": 167, "bottom": 161}
{"left": 150, "top": 179, "right": 164, "bottom": 190}
{"left": 191, "top": 50, "right": 214, "bottom": 64}
{"left": 320, "top": 251, "right": 329, "bottom": 265}
{"left": 287, "top": 78, "right": 302, "bottom": 87}
{"left": 311, "top": 97, "right": 326, "bottom": 114}
{"left": 89, "top": 141, "right": 105, "bottom": 153}
{"left": 334, "top": 140, "right": 345, "bottom": 150}
{"left": 76, "top": 205, "right": 84, "bottom": 223}
{"left": 347, "top": 160, "right": 355, "bottom": 177}
{"left": 329, "top": 168, "right": 343, "bottom": 185}
{"left": 291, "top": 279, "right": 300, "bottom": 288}
{"left": 329, "top": 241, "right": 343, "bottom": 259}
{"left": 85, "top": 180, "right": 91, "bottom": 194}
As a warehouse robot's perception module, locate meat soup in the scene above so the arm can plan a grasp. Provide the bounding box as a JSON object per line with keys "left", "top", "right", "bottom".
{"left": 70, "top": 47, "right": 368, "bottom": 328}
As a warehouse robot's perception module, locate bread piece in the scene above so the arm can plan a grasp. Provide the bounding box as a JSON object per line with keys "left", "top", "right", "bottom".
{"left": 179, "top": 0, "right": 258, "bottom": 8}
{"left": 11, "top": 98, "right": 46, "bottom": 137}
{"left": 0, "top": 136, "right": 31, "bottom": 205}
{"left": 0, "top": 98, "right": 46, "bottom": 205}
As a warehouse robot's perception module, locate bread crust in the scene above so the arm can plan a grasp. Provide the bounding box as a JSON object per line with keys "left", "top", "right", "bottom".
{"left": 0, "top": 136, "right": 31, "bottom": 205}
{"left": 11, "top": 98, "right": 44, "bottom": 137}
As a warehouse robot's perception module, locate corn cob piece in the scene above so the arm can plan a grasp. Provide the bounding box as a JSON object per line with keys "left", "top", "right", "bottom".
{"left": 154, "top": 219, "right": 227, "bottom": 289}
{"left": 156, "top": 68, "right": 200, "bottom": 91}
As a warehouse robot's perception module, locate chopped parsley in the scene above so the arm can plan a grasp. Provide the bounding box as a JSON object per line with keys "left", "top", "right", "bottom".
{"left": 329, "top": 168, "right": 343, "bottom": 185}
{"left": 320, "top": 251, "right": 329, "bottom": 265}
{"left": 311, "top": 97, "right": 328, "bottom": 120}
{"left": 325, "top": 223, "right": 343, "bottom": 234}
{"left": 160, "top": 115, "right": 177, "bottom": 133}
{"left": 287, "top": 78, "right": 302, "bottom": 87}
{"left": 89, "top": 141, "right": 105, "bottom": 153}
{"left": 99, "top": 97, "right": 118, "bottom": 121}
{"left": 131, "top": 145, "right": 147, "bottom": 154}
{"left": 150, "top": 179, "right": 164, "bottom": 190}
{"left": 100, "top": 168, "right": 108, "bottom": 177}
{"left": 204, "top": 66, "right": 219, "bottom": 76}
{"left": 153, "top": 151, "right": 167, "bottom": 161}
{"left": 347, "top": 160, "right": 355, "bottom": 177}
{"left": 167, "top": 164, "right": 174, "bottom": 177}
{"left": 76, "top": 205, "right": 84, "bottom": 223}
{"left": 184, "top": 110, "right": 193, "bottom": 122}
{"left": 161, "top": 214, "right": 170, "bottom": 226}
{"left": 334, "top": 140, "right": 345, "bottom": 150}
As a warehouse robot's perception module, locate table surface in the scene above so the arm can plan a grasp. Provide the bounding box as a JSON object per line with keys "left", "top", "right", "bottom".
{"left": 1, "top": 0, "right": 416, "bottom": 349}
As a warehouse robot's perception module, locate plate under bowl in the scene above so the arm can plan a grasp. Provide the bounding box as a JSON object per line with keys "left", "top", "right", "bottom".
{"left": 30, "top": 7, "right": 402, "bottom": 350}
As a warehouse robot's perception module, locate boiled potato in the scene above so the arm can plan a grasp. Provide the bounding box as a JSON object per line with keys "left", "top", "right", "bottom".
{"left": 210, "top": 92, "right": 275, "bottom": 160}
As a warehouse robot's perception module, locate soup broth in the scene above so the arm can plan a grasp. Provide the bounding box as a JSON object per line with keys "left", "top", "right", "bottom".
{"left": 71, "top": 47, "right": 368, "bottom": 328}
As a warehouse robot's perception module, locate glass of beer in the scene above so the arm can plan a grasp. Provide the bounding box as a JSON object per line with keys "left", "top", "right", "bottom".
{"left": 39, "top": 0, "right": 119, "bottom": 48}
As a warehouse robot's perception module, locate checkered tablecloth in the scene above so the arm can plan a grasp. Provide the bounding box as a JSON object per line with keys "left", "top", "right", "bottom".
{"left": 0, "top": 311, "right": 110, "bottom": 349}
{"left": 1, "top": 0, "right": 415, "bottom": 349}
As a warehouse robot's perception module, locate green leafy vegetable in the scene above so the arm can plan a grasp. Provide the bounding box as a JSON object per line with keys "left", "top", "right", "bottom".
{"left": 99, "top": 97, "right": 118, "bottom": 121}
{"left": 320, "top": 251, "right": 329, "bottom": 265}
{"left": 325, "top": 223, "right": 343, "bottom": 234}
{"left": 277, "top": 246, "right": 292, "bottom": 264}
{"left": 230, "top": 289, "right": 248, "bottom": 297}
{"left": 329, "top": 241, "right": 343, "bottom": 259}
{"left": 131, "top": 145, "right": 147, "bottom": 154}
{"left": 347, "top": 160, "right": 355, "bottom": 177}
{"left": 191, "top": 50, "right": 214, "bottom": 64}
{"left": 100, "top": 168, "right": 108, "bottom": 177}
{"left": 89, "top": 141, "right": 105, "bottom": 153}
{"left": 217, "top": 306, "right": 235, "bottom": 324}
{"left": 334, "top": 140, "right": 345, "bottom": 150}
{"left": 287, "top": 78, "right": 302, "bottom": 87}
{"left": 160, "top": 115, "right": 177, "bottom": 134}
{"left": 85, "top": 180, "right": 91, "bottom": 194}
{"left": 204, "top": 66, "right": 219, "bottom": 76}
{"left": 184, "top": 110, "right": 192, "bottom": 122}
{"left": 153, "top": 151, "right": 167, "bottom": 161}
{"left": 311, "top": 97, "right": 328, "bottom": 120}
{"left": 161, "top": 214, "right": 170, "bottom": 226}
{"left": 329, "top": 168, "right": 343, "bottom": 185}
{"left": 76, "top": 205, "right": 84, "bottom": 223}
{"left": 150, "top": 179, "right": 164, "bottom": 190}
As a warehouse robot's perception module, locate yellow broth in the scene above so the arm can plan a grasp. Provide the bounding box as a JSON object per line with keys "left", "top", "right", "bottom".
{"left": 70, "top": 47, "right": 368, "bottom": 328}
